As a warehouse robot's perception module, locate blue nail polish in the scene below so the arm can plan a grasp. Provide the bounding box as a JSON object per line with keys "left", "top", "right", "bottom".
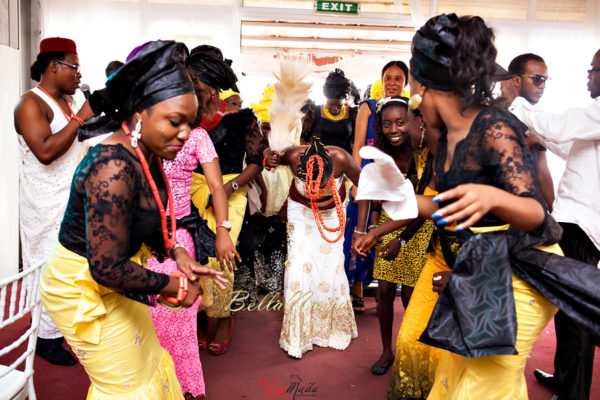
{"left": 454, "top": 227, "right": 463, "bottom": 232}
{"left": 431, "top": 212, "right": 442, "bottom": 219}
{"left": 432, "top": 196, "right": 442, "bottom": 203}
{"left": 437, "top": 218, "right": 448, "bottom": 225}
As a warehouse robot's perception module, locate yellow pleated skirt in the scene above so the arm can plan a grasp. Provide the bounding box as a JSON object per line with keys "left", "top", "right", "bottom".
{"left": 190, "top": 172, "right": 247, "bottom": 318}
{"left": 427, "top": 231, "right": 562, "bottom": 400}
{"left": 39, "top": 243, "right": 183, "bottom": 400}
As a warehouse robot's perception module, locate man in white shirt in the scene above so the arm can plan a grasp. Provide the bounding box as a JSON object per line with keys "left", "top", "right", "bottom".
{"left": 509, "top": 48, "right": 600, "bottom": 400}
{"left": 14, "top": 37, "right": 94, "bottom": 366}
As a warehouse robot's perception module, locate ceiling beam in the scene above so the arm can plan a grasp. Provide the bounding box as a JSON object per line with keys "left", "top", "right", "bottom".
{"left": 241, "top": 35, "right": 411, "bottom": 46}
{"left": 241, "top": 20, "right": 415, "bottom": 32}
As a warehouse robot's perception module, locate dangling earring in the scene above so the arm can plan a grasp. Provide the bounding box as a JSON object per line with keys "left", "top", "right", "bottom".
{"left": 131, "top": 119, "right": 142, "bottom": 148}
{"left": 408, "top": 93, "right": 423, "bottom": 110}
{"left": 210, "top": 89, "right": 216, "bottom": 103}
{"left": 418, "top": 116, "right": 426, "bottom": 148}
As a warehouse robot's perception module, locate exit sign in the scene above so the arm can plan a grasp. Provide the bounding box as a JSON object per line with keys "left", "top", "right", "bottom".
{"left": 315, "top": 1, "right": 360, "bottom": 15}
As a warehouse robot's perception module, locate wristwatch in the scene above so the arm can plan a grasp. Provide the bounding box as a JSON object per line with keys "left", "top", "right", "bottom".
{"left": 231, "top": 180, "right": 239, "bottom": 191}
{"left": 217, "top": 220, "right": 232, "bottom": 231}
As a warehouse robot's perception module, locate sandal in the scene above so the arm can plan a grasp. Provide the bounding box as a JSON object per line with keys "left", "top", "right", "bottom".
{"left": 208, "top": 319, "right": 233, "bottom": 356}
{"left": 351, "top": 294, "right": 365, "bottom": 313}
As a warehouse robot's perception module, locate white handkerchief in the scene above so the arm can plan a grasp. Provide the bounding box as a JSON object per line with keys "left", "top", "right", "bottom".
{"left": 355, "top": 146, "right": 418, "bottom": 220}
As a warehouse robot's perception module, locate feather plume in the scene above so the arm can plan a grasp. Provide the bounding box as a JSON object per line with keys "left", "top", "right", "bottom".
{"left": 268, "top": 58, "right": 312, "bottom": 152}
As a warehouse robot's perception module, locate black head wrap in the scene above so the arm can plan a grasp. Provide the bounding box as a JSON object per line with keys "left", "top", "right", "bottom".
{"left": 187, "top": 45, "right": 239, "bottom": 92}
{"left": 297, "top": 136, "right": 334, "bottom": 183}
{"left": 323, "top": 68, "right": 351, "bottom": 99}
{"left": 410, "top": 14, "right": 459, "bottom": 91}
{"left": 79, "top": 40, "right": 195, "bottom": 139}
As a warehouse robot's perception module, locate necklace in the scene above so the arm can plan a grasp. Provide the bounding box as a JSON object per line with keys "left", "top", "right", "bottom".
{"left": 200, "top": 100, "right": 226, "bottom": 131}
{"left": 323, "top": 105, "right": 347, "bottom": 121}
{"left": 305, "top": 155, "right": 345, "bottom": 243}
{"left": 418, "top": 116, "right": 426, "bottom": 148}
{"left": 37, "top": 84, "right": 76, "bottom": 121}
{"left": 122, "top": 121, "right": 177, "bottom": 251}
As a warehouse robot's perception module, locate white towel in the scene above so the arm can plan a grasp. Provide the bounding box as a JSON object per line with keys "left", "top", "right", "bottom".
{"left": 355, "top": 146, "right": 418, "bottom": 220}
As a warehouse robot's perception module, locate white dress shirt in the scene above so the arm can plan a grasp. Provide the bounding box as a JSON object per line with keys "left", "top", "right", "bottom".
{"left": 509, "top": 96, "right": 600, "bottom": 252}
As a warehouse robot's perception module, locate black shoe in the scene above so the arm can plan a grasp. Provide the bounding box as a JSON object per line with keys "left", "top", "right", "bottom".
{"left": 371, "top": 359, "right": 394, "bottom": 376}
{"left": 533, "top": 369, "right": 557, "bottom": 390}
{"left": 36, "top": 337, "right": 76, "bottom": 366}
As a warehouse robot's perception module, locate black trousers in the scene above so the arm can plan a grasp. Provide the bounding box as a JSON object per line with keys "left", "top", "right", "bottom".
{"left": 554, "top": 222, "right": 600, "bottom": 400}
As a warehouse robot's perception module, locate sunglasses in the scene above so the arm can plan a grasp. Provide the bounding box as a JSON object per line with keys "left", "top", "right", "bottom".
{"left": 56, "top": 60, "right": 81, "bottom": 74}
{"left": 588, "top": 68, "right": 600, "bottom": 75}
{"left": 520, "top": 74, "right": 550, "bottom": 87}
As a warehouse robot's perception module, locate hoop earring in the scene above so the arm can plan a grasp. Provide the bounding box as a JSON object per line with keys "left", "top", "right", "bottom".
{"left": 408, "top": 93, "right": 423, "bottom": 110}
{"left": 131, "top": 119, "right": 142, "bottom": 148}
{"left": 211, "top": 89, "right": 216, "bottom": 103}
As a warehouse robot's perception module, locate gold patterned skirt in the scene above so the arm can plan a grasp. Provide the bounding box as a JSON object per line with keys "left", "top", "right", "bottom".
{"left": 387, "top": 245, "right": 450, "bottom": 400}
{"left": 191, "top": 172, "right": 247, "bottom": 318}
{"left": 279, "top": 199, "right": 358, "bottom": 358}
{"left": 374, "top": 210, "right": 434, "bottom": 286}
{"left": 39, "top": 242, "right": 183, "bottom": 399}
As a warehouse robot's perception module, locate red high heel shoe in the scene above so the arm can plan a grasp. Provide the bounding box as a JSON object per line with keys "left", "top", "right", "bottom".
{"left": 208, "top": 319, "right": 233, "bottom": 356}
{"left": 198, "top": 336, "right": 208, "bottom": 352}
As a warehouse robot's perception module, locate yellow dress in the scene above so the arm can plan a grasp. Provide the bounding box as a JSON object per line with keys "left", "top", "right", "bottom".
{"left": 40, "top": 243, "right": 183, "bottom": 400}
{"left": 387, "top": 240, "right": 452, "bottom": 400}
{"left": 426, "top": 228, "right": 562, "bottom": 400}
{"left": 374, "top": 148, "right": 434, "bottom": 286}
{"left": 191, "top": 172, "right": 247, "bottom": 318}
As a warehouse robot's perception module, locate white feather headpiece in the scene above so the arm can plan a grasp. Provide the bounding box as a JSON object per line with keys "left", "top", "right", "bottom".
{"left": 268, "top": 58, "right": 312, "bottom": 152}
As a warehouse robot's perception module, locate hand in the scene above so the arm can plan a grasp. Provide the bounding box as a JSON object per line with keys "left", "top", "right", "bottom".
{"left": 431, "top": 184, "right": 498, "bottom": 232}
{"left": 259, "top": 187, "right": 268, "bottom": 214}
{"left": 264, "top": 149, "right": 282, "bottom": 169}
{"left": 378, "top": 238, "right": 401, "bottom": 261}
{"left": 173, "top": 248, "right": 228, "bottom": 289}
{"left": 77, "top": 100, "right": 95, "bottom": 121}
{"left": 351, "top": 230, "right": 377, "bottom": 259}
{"left": 500, "top": 80, "right": 519, "bottom": 105}
{"left": 432, "top": 271, "right": 451, "bottom": 293}
{"left": 181, "top": 280, "right": 202, "bottom": 308}
{"left": 223, "top": 182, "right": 234, "bottom": 199}
{"left": 215, "top": 231, "right": 241, "bottom": 272}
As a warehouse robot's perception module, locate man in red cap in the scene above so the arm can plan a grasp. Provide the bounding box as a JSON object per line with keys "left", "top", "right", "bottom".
{"left": 14, "top": 37, "right": 95, "bottom": 366}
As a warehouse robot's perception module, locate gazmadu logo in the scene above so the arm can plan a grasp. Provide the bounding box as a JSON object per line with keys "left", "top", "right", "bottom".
{"left": 260, "top": 375, "right": 318, "bottom": 399}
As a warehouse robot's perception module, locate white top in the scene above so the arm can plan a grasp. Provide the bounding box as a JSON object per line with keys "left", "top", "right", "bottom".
{"left": 18, "top": 87, "right": 84, "bottom": 270}
{"left": 510, "top": 96, "right": 600, "bottom": 251}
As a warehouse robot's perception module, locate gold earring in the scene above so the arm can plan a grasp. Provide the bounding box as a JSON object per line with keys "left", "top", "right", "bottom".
{"left": 408, "top": 93, "right": 423, "bottom": 110}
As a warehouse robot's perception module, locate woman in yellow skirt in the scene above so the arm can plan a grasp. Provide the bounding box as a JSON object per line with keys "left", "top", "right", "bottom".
{"left": 405, "top": 14, "right": 566, "bottom": 399}
{"left": 40, "top": 41, "right": 227, "bottom": 399}
{"left": 186, "top": 45, "right": 265, "bottom": 355}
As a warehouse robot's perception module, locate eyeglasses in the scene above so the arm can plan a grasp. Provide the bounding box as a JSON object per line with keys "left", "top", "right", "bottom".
{"left": 588, "top": 68, "right": 600, "bottom": 75}
{"left": 56, "top": 60, "right": 80, "bottom": 74}
{"left": 521, "top": 74, "right": 550, "bottom": 87}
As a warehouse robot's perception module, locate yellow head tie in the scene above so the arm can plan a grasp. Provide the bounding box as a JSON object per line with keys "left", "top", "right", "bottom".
{"left": 219, "top": 88, "right": 240, "bottom": 101}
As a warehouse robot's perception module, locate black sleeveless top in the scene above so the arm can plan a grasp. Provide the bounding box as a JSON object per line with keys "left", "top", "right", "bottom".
{"left": 301, "top": 101, "right": 358, "bottom": 153}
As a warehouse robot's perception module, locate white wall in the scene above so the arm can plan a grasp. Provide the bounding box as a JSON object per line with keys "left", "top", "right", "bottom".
{"left": 0, "top": 44, "right": 21, "bottom": 279}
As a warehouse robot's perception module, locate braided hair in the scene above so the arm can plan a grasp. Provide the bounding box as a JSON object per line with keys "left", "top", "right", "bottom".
{"left": 297, "top": 136, "right": 334, "bottom": 184}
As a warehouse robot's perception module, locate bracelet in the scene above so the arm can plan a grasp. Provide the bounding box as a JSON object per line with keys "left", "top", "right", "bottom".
{"left": 262, "top": 155, "right": 267, "bottom": 167}
{"left": 368, "top": 224, "right": 377, "bottom": 230}
{"left": 353, "top": 229, "right": 367, "bottom": 235}
{"left": 157, "top": 272, "right": 188, "bottom": 309}
{"left": 168, "top": 242, "right": 184, "bottom": 259}
{"left": 71, "top": 115, "right": 85, "bottom": 126}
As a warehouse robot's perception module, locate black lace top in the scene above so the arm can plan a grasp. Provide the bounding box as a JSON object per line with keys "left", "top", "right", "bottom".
{"left": 301, "top": 101, "right": 358, "bottom": 153}
{"left": 435, "top": 107, "right": 544, "bottom": 227}
{"left": 58, "top": 144, "right": 169, "bottom": 303}
{"left": 195, "top": 108, "right": 263, "bottom": 175}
